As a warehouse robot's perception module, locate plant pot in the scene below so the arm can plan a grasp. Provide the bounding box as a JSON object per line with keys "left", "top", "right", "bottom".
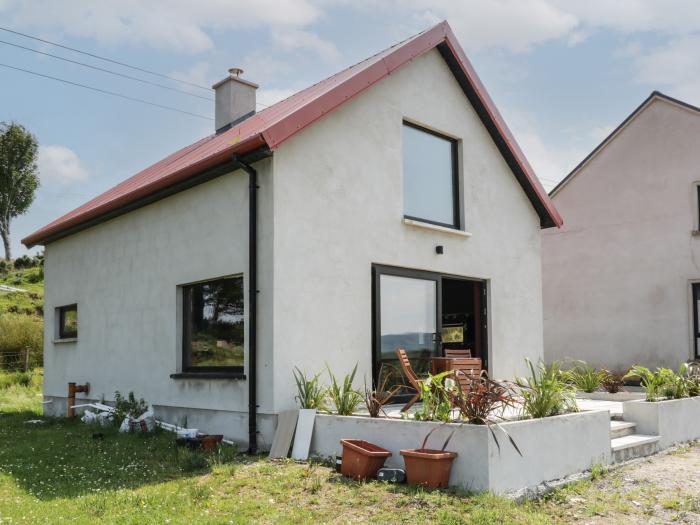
{"left": 199, "top": 434, "right": 224, "bottom": 450}
{"left": 400, "top": 448, "right": 457, "bottom": 488}
{"left": 340, "top": 439, "right": 392, "bottom": 480}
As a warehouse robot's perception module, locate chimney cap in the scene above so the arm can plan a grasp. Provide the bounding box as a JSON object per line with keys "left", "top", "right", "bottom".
{"left": 212, "top": 67, "right": 259, "bottom": 90}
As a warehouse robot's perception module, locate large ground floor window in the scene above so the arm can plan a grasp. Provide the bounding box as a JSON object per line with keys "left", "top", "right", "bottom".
{"left": 372, "top": 265, "right": 487, "bottom": 395}
{"left": 693, "top": 282, "right": 700, "bottom": 359}
{"left": 182, "top": 275, "right": 244, "bottom": 372}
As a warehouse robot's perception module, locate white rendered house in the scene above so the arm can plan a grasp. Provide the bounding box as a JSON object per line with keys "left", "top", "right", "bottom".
{"left": 24, "top": 22, "right": 561, "bottom": 450}
{"left": 543, "top": 92, "right": 700, "bottom": 372}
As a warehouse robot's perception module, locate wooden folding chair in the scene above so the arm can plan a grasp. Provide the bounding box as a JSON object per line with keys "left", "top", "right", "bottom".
{"left": 444, "top": 348, "right": 472, "bottom": 359}
{"left": 450, "top": 358, "right": 483, "bottom": 394}
{"left": 395, "top": 348, "right": 422, "bottom": 412}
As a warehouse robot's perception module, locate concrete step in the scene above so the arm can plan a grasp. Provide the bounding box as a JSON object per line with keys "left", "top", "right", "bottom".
{"left": 610, "top": 420, "right": 637, "bottom": 439}
{"left": 611, "top": 434, "right": 660, "bottom": 463}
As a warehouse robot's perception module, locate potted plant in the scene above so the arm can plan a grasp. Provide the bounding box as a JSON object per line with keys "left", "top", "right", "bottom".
{"left": 400, "top": 426, "right": 457, "bottom": 488}
{"left": 339, "top": 439, "right": 392, "bottom": 480}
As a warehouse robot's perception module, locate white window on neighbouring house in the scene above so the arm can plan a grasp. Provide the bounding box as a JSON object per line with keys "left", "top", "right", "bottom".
{"left": 402, "top": 122, "right": 460, "bottom": 229}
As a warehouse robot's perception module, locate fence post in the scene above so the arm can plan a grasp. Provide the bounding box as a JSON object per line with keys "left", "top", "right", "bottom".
{"left": 24, "top": 347, "right": 30, "bottom": 372}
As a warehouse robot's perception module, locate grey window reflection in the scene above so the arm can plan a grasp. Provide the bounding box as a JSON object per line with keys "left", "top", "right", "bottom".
{"left": 402, "top": 123, "right": 457, "bottom": 227}
{"left": 379, "top": 274, "right": 437, "bottom": 378}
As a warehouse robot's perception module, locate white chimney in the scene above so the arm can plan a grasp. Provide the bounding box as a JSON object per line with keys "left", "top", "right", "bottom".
{"left": 212, "top": 67, "right": 258, "bottom": 132}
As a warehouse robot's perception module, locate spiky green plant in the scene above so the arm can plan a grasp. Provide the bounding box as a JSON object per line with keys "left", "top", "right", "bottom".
{"left": 625, "top": 364, "right": 693, "bottom": 401}
{"left": 326, "top": 364, "right": 363, "bottom": 416}
{"left": 293, "top": 367, "right": 327, "bottom": 410}
{"left": 566, "top": 361, "right": 605, "bottom": 393}
{"left": 516, "top": 360, "right": 577, "bottom": 419}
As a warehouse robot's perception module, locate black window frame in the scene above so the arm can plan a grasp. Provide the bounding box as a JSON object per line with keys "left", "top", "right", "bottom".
{"left": 371, "top": 264, "right": 488, "bottom": 399}
{"left": 693, "top": 283, "right": 700, "bottom": 359}
{"left": 182, "top": 275, "right": 244, "bottom": 374}
{"left": 57, "top": 304, "right": 78, "bottom": 339}
{"left": 696, "top": 184, "right": 700, "bottom": 231}
{"left": 402, "top": 120, "right": 461, "bottom": 230}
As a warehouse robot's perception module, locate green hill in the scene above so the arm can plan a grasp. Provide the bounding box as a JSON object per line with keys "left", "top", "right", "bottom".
{"left": 0, "top": 263, "right": 44, "bottom": 367}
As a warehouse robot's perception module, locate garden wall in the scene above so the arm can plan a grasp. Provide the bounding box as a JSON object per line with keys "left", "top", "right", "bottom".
{"left": 623, "top": 397, "right": 700, "bottom": 449}
{"left": 310, "top": 410, "right": 611, "bottom": 493}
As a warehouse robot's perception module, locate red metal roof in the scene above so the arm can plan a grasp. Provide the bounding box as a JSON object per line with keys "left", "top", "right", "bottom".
{"left": 23, "top": 21, "right": 561, "bottom": 247}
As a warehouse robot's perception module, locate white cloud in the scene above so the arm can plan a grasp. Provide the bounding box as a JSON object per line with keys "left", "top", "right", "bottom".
{"left": 0, "top": 0, "right": 323, "bottom": 54}
{"left": 632, "top": 35, "right": 700, "bottom": 104}
{"left": 38, "top": 145, "right": 89, "bottom": 185}
{"left": 257, "top": 88, "right": 297, "bottom": 107}
{"left": 169, "top": 62, "right": 213, "bottom": 90}
{"left": 271, "top": 28, "right": 340, "bottom": 62}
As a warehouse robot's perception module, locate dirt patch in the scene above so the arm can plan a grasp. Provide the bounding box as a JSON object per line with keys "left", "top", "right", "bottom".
{"left": 548, "top": 443, "right": 700, "bottom": 524}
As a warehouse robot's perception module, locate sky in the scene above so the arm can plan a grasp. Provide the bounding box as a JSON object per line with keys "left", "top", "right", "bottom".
{"left": 3, "top": 0, "right": 700, "bottom": 257}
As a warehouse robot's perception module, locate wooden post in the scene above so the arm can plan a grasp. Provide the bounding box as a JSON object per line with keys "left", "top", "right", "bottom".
{"left": 24, "top": 347, "right": 30, "bottom": 372}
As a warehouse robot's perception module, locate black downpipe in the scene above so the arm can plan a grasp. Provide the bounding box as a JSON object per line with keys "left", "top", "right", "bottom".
{"left": 234, "top": 157, "right": 259, "bottom": 454}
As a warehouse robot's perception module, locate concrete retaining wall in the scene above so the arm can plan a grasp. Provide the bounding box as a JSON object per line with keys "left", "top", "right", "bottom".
{"left": 310, "top": 410, "right": 611, "bottom": 493}
{"left": 623, "top": 397, "right": 700, "bottom": 449}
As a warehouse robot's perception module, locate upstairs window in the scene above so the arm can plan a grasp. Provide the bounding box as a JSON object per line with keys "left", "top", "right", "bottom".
{"left": 182, "top": 276, "right": 244, "bottom": 371}
{"left": 402, "top": 122, "right": 460, "bottom": 228}
{"left": 57, "top": 304, "right": 78, "bottom": 339}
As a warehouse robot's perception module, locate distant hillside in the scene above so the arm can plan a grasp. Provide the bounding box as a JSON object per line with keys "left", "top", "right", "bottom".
{"left": 0, "top": 264, "right": 43, "bottom": 318}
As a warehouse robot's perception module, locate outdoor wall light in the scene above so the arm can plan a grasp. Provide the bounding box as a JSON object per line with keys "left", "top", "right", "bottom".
{"left": 435, "top": 245, "right": 444, "bottom": 254}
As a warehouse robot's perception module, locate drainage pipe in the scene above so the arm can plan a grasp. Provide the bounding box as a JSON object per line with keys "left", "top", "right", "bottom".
{"left": 233, "top": 156, "right": 259, "bottom": 454}
{"left": 67, "top": 382, "right": 90, "bottom": 417}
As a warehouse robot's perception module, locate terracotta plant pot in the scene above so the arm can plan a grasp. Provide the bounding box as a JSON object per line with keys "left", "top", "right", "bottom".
{"left": 340, "top": 439, "right": 392, "bottom": 480}
{"left": 199, "top": 434, "right": 224, "bottom": 450}
{"left": 400, "top": 448, "right": 458, "bottom": 489}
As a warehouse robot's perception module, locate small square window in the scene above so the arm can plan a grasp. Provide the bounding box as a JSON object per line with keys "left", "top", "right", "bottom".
{"left": 182, "top": 276, "right": 244, "bottom": 372}
{"left": 57, "top": 304, "right": 78, "bottom": 339}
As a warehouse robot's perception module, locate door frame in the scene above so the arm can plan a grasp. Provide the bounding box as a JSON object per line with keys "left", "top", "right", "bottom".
{"left": 692, "top": 281, "right": 700, "bottom": 359}
{"left": 371, "top": 264, "right": 488, "bottom": 388}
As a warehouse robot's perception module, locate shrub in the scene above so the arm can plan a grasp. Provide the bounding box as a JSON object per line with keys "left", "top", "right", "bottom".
{"left": 12, "top": 255, "right": 35, "bottom": 269}
{"left": 0, "top": 314, "right": 43, "bottom": 366}
{"left": 326, "top": 364, "right": 363, "bottom": 416}
{"left": 364, "top": 365, "right": 401, "bottom": 418}
{"left": 413, "top": 371, "right": 454, "bottom": 422}
{"left": 601, "top": 370, "right": 625, "bottom": 394}
{"left": 566, "top": 361, "right": 605, "bottom": 393}
{"left": 450, "top": 373, "right": 521, "bottom": 425}
{"left": 516, "top": 360, "right": 577, "bottom": 418}
{"left": 292, "top": 367, "right": 327, "bottom": 410}
{"left": 113, "top": 391, "right": 149, "bottom": 423}
{"left": 624, "top": 364, "right": 694, "bottom": 401}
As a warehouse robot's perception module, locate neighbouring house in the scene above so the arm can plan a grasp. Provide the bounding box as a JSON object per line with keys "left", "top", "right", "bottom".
{"left": 24, "top": 21, "right": 561, "bottom": 450}
{"left": 543, "top": 91, "right": 700, "bottom": 373}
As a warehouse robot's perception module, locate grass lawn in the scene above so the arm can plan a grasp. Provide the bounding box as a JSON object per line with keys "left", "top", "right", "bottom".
{"left": 1, "top": 375, "right": 699, "bottom": 524}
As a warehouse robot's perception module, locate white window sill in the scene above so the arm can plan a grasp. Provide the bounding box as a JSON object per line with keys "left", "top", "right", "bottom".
{"left": 53, "top": 338, "right": 77, "bottom": 344}
{"left": 403, "top": 218, "right": 472, "bottom": 237}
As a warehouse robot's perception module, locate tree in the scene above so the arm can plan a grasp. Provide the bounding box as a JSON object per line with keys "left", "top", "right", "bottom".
{"left": 0, "top": 122, "right": 39, "bottom": 261}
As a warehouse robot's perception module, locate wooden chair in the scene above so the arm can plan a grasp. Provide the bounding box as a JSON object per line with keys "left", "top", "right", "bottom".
{"left": 395, "top": 348, "right": 422, "bottom": 412}
{"left": 444, "top": 348, "right": 472, "bottom": 359}
{"left": 449, "top": 358, "right": 483, "bottom": 394}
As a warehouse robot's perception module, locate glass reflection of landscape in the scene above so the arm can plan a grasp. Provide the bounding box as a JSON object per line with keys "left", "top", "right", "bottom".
{"left": 186, "top": 277, "right": 244, "bottom": 367}
{"left": 380, "top": 274, "right": 436, "bottom": 381}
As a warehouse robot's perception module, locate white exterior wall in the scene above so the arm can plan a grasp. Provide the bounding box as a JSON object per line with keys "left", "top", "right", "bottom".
{"left": 543, "top": 98, "right": 700, "bottom": 371}
{"left": 42, "top": 158, "right": 275, "bottom": 444}
{"left": 271, "top": 49, "right": 545, "bottom": 411}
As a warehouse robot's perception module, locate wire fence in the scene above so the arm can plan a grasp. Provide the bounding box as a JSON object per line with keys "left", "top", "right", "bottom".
{"left": 0, "top": 349, "right": 32, "bottom": 372}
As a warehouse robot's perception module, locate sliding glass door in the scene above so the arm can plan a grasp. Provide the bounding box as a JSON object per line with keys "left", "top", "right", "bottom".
{"left": 376, "top": 271, "right": 439, "bottom": 384}
{"left": 372, "top": 265, "right": 487, "bottom": 395}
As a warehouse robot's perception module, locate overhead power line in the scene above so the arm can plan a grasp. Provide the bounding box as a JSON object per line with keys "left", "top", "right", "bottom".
{"left": 0, "top": 62, "right": 213, "bottom": 120}
{"left": 0, "top": 26, "right": 212, "bottom": 92}
{"left": 0, "top": 39, "right": 213, "bottom": 101}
